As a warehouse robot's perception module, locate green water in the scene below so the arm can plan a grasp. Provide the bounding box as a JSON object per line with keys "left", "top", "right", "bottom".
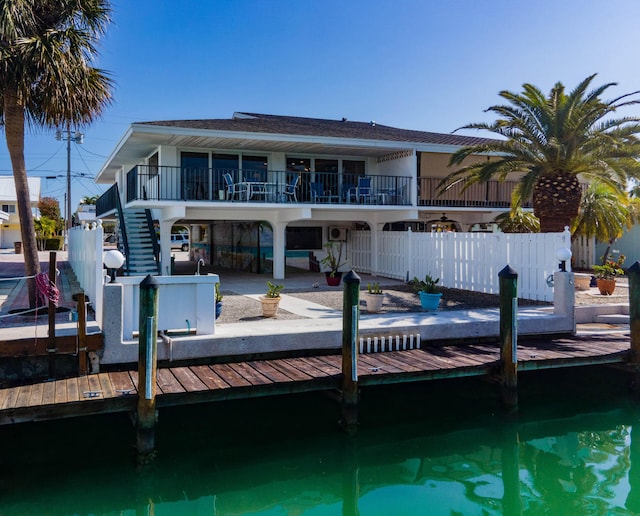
{"left": 2, "top": 367, "right": 640, "bottom": 515}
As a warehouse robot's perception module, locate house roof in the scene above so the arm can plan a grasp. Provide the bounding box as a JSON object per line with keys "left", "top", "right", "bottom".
{"left": 0, "top": 176, "right": 41, "bottom": 203}
{"left": 139, "top": 112, "right": 491, "bottom": 147}
{"left": 97, "top": 112, "right": 493, "bottom": 183}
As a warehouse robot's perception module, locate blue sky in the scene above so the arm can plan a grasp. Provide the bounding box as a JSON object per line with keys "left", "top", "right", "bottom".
{"left": 2, "top": 0, "right": 640, "bottom": 213}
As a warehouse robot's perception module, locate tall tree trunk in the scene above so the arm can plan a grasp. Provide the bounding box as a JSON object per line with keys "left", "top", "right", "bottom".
{"left": 533, "top": 171, "right": 582, "bottom": 233}
{"left": 4, "top": 87, "right": 40, "bottom": 308}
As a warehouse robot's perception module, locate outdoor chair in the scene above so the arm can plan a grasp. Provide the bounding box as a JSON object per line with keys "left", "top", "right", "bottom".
{"left": 310, "top": 181, "right": 335, "bottom": 203}
{"left": 341, "top": 183, "right": 355, "bottom": 203}
{"left": 348, "top": 176, "right": 373, "bottom": 204}
{"left": 282, "top": 175, "right": 300, "bottom": 202}
{"left": 223, "top": 173, "right": 245, "bottom": 200}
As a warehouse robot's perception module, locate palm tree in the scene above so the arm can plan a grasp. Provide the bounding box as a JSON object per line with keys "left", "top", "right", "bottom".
{"left": 572, "top": 182, "right": 640, "bottom": 263}
{"left": 0, "top": 1, "right": 113, "bottom": 307}
{"left": 80, "top": 195, "right": 99, "bottom": 206}
{"left": 494, "top": 207, "right": 540, "bottom": 233}
{"left": 441, "top": 75, "right": 640, "bottom": 233}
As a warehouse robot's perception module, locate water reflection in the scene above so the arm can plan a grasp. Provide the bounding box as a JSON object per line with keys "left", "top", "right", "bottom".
{"left": 1, "top": 369, "right": 639, "bottom": 515}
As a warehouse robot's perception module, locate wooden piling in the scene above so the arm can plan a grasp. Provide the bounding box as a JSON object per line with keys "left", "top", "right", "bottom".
{"left": 341, "top": 270, "right": 360, "bottom": 434}
{"left": 47, "top": 251, "right": 57, "bottom": 379}
{"left": 499, "top": 265, "right": 518, "bottom": 410}
{"left": 136, "top": 275, "right": 159, "bottom": 460}
{"left": 627, "top": 262, "right": 640, "bottom": 393}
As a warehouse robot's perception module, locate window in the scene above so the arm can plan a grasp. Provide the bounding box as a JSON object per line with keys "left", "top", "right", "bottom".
{"left": 181, "top": 152, "right": 209, "bottom": 200}
{"left": 148, "top": 152, "right": 159, "bottom": 177}
{"left": 242, "top": 155, "right": 268, "bottom": 181}
{"left": 1, "top": 204, "right": 16, "bottom": 214}
{"left": 286, "top": 227, "right": 322, "bottom": 250}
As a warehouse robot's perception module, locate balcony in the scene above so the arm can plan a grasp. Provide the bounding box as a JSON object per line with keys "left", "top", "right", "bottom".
{"left": 97, "top": 169, "right": 534, "bottom": 218}
{"left": 418, "top": 177, "right": 530, "bottom": 208}
{"left": 123, "top": 166, "right": 412, "bottom": 206}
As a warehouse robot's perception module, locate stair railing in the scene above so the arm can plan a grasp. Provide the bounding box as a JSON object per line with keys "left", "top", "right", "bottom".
{"left": 114, "top": 188, "right": 131, "bottom": 274}
{"left": 144, "top": 209, "right": 162, "bottom": 275}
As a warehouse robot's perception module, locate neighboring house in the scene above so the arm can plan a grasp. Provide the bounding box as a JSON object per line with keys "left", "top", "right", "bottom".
{"left": 0, "top": 176, "right": 41, "bottom": 249}
{"left": 75, "top": 203, "right": 97, "bottom": 225}
{"left": 95, "top": 112, "right": 520, "bottom": 279}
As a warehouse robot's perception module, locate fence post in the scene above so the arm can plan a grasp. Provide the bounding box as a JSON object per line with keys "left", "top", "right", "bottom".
{"left": 341, "top": 270, "right": 360, "bottom": 435}
{"left": 499, "top": 265, "right": 518, "bottom": 410}
{"left": 406, "top": 227, "right": 413, "bottom": 281}
{"left": 137, "top": 275, "right": 159, "bottom": 462}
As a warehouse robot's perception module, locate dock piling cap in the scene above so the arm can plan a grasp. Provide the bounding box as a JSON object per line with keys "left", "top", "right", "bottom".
{"left": 344, "top": 270, "right": 361, "bottom": 284}
{"left": 498, "top": 265, "right": 518, "bottom": 278}
{"left": 140, "top": 275, "right": 159, "bottom": 289}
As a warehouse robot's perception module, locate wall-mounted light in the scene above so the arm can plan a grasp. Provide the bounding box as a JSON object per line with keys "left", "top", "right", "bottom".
{"left": 556, "top": 247, "right": 572, "bottom": 272}
{"left": 103, "top": 249, "right": 125, "bottom": 283}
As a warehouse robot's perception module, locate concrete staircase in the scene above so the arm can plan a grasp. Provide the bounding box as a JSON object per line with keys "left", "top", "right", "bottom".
{"left": 119, "top": 209, "right": 159, "bottom": 276}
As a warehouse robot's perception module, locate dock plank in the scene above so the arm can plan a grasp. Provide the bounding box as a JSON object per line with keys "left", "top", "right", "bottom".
{"left": 282, "top": 357, "right": 332, "bottom": 378}
{"left": 77, "top": 375, "right": 91, "bottom": 401}
{"left": 210, "top": 363, "right": 252, "bottom": 388}
{"left": 108, "top": 371, "right": 137, "bottom": 395}
{"left": 54, "top": 380, "right": 67, "bottom": 404}
{"left": 87, "top": 375, "right": 103, "bottom": 399}
{"left": 42, "top": 381, "right": 56, "bottom": 405}
{"left": 267, "top": 359, "right": 314, "bottom": 382}
{"left": 190, "top": 365, "right": 230, "bottom": 391}
{"left": 156, "top": 369, "right": 186, "bottom": 394}
{"left": 15, "top": 385, "right": 32, "bottom": 409}
{"left": 247, "top": 360, "right": 296, "bottom": 383}
{"left": 227, "top": 362, "right": 273, "bottom": 386}
{"left": 28, "top": 382, "right": 44, "bottom": 407}
{"left": 359, "top": 353, "right": 404, "bottom": 374}
{"left": 1, "top": 386, "right": 19, "bottom": 410}
{"left": 66, "top": 378, "right": 80, "bottom": 403}
{"left": 305, "top": 356, "right": 341, "bottom": 375}
{"left": 98, "top": 373, "right": 116, "bottom": 399}
{"left": 171, "top": 367, "right": 208, "bottom": 392}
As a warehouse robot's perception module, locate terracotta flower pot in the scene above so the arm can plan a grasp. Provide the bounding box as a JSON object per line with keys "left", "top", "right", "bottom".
{"left": 260, "top": 296, "right": 280, "bottom": 317}
{"left": 325, "top": 272, "right": 342, "bottom": 286}
{"left": 596, "top": 278, "right": 616, "bottom": 295}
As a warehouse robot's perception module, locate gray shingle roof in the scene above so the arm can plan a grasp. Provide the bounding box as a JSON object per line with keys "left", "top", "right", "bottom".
{"left": 138, "top": 112, "right": 491, "bottom": 147}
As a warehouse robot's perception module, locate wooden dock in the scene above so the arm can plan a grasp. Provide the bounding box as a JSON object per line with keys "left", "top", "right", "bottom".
{"left": 0, "top": 332, "right": 630, "bottom": 426}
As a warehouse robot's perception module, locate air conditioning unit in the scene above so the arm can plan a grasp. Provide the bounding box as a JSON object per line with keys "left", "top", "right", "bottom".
{"left": 329, "top": 226, "right": 347, "bottom": 241}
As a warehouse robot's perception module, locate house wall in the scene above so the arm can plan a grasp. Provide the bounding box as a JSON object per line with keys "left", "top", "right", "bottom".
{"left": 0, "top": 204, "right": 21, "bottom": 248}
{"left": 595, "top": 227, "right": 638, "bottom": 266}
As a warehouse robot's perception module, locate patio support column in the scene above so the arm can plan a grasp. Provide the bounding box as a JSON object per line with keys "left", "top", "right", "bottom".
{"left": 272, "top": 221, "right": 287, "bottom": 280}
{"left": 159, "top": 220, "right": 173, "bottom": 275}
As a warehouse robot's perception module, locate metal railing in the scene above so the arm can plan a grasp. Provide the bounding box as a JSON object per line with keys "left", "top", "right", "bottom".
{"left": 96, "top": 183, "right": 119, "bottom": 216}
{"left": 418, "top": 177, "right": 531, "bottom": 208}
{"left": 122, "top": 166, "right": 412, "bottom": 206}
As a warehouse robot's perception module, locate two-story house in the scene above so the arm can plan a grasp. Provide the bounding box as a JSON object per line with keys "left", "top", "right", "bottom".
{"left": 0, "top": 176, "right": 41, "bottom": 250}
{"left": 95, "top": 112, "right": 514, "bottom": 279}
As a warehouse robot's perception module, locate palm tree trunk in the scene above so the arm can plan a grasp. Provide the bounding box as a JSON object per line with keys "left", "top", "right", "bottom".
{"left": 533, "top": 172, "right": 582, "bottom": 232}
{"left": 4, "top": 87, "right": 41, "bottom": 308}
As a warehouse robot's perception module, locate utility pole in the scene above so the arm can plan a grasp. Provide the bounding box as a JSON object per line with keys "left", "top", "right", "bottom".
{"left": 55, "top": 127, "right": 84, "bottom": 233}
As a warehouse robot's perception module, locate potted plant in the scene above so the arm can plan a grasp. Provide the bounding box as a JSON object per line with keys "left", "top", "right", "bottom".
{"left": 261, "top": 281, "right": 283, "bottom": 317}
{"left": 409, "top": 274, "right": 443, "bottom": 311}
{"left": 363, "top": 282, "right": 384, "bottom": 313}
{"left": 320, "top": 242, "right": 347, "bottom": 286}
{"left": 593, "top": 255, "right": 625, "bottom": 295}
{"left": 215, "top": 283, "right": 223, "bottom": 319}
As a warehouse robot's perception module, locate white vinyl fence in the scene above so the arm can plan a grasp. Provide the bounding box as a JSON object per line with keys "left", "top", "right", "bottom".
{"left": 350, "top": 229, "right": 572, "bottom": 301}
{"left": 68, "top": 222, "right": 105, "bottom": 326}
